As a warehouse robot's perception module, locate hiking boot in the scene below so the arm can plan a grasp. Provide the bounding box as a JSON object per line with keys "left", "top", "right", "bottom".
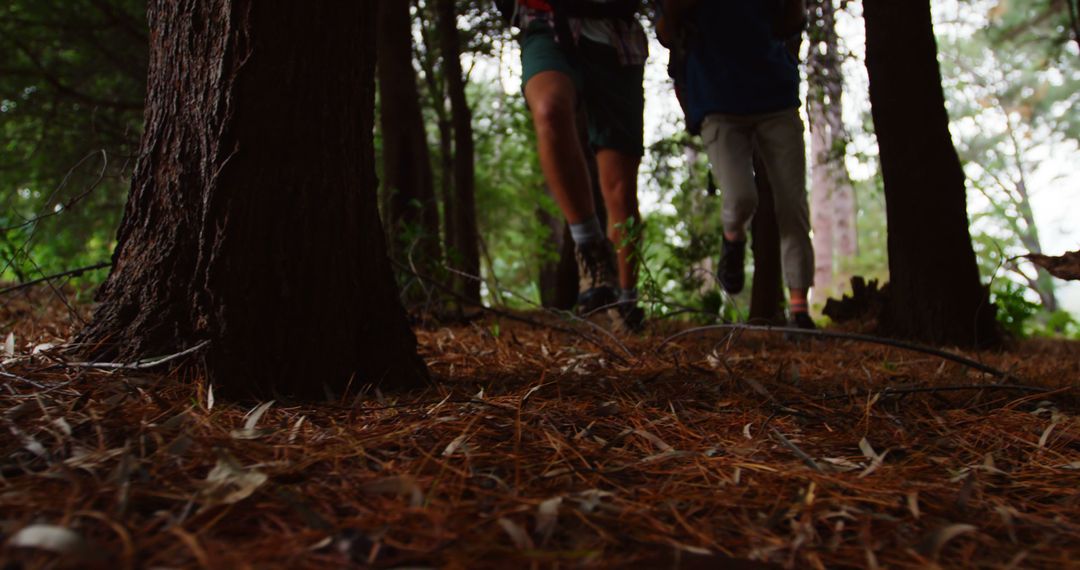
{"left": 609, "top": 302, "right": 646, "bottom": 334}
{"left": 790, "top": 310, "right": 812, "bottom": 330}
{"left": 785, "top": 312, "right": 817, "bottom": 342}
{"left": 574, "top": 240, "right": 619, "bottom": 314}
{"left": 719, "top": 237, "right": 746, "bottom": 294}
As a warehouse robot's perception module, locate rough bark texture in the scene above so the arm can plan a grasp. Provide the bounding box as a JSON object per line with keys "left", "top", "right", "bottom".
{"left": 79, "top": 0, "right": 429, "bottom": 398}
{"left": 435, "top": 0, "right": 481, "bottom": 304}
{"left": 378, "top": 0, "right": 441, "bottom": 274}
{"left": 864, "top": 0, "right": 1000, "bottom": 347}
{"left": 749, "top": 153, "right": 786, "bottom": 325}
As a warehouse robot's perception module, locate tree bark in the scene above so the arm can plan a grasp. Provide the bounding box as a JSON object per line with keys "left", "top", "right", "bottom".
{"left": 435, "top": 0, "right": 481, "bottom": 304}
{"left": 749, "top": 153, "right": 786, "bottom": 325}
{"left": 864, "top": 0, "right": 1000, "bottom": 347}
{"left": 378, "top": 0, "right": 441, "bottom": 278}
{"left": 78, "top": 0, "right": 429, "bottom": 399}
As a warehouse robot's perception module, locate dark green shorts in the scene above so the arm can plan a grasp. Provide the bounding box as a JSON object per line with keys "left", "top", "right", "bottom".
{"left": 520, "top": 25, "right": 645, "bottom": 157}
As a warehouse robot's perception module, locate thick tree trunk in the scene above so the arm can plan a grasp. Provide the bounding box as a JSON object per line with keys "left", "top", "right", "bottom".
{"left": 749, "top": 153, "right": 786, "bottom": 325}
{"left": 378, "top": 0, "right": 441, "bottom": 276}
{"left": 864, "top": 0, "right": 1000, "bottom": 347}
{"left": 78, "top": 0, "right": 429, "bottom": 398}
{"left": 435, "top": 0, "right": 481, "bottom": 304}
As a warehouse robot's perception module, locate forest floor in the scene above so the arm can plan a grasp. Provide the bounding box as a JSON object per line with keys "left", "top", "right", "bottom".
{"left": 1, "top": 286, "right": 1078, "bottom": 569}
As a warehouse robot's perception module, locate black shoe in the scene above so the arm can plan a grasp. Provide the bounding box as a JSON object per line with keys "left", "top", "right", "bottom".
{"left": 719, "top": 237, "right": 746, "bottom": 294}
{"left": 574, "top": 240, "right": 619, "bottom": 314}
{"left": 609, "top": 302, "right": 645, "bottom": 333}
{"left": 789, "top": 312, "right": 817, "bottom": 330}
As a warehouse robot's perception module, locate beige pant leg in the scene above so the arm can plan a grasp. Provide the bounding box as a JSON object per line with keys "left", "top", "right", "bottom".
{"left": 752, "top": 108, "right": 814, "bottom": 290}
{"left": 701, "top": 115, "right": 758, "bottom": 236}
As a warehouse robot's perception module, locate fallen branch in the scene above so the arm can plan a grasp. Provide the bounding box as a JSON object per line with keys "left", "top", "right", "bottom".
{"left": 61, "top": 340, "right": 210, "bottom": 370}
{"left": 659, "top": 324, "right": 1022, "bottom": 383}
{"left": 786, "top": 383, "right": 1060, "bottom": 406}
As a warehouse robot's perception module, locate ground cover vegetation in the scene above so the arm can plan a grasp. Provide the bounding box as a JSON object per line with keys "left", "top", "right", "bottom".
{"left": 1, "top": 0, "right": 1079, "bottom": 567}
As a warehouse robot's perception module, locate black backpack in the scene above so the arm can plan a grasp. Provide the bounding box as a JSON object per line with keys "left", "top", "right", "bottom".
{"left": 494, "top": 0, "right": 640, "bottom": 25}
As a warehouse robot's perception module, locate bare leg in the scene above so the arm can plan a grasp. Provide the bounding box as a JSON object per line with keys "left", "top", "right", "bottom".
{"left": 596, "top": 148, "right": 642, "bottom": 291}
{"left": 524, "top": 71, "right": 594, "bottom": 224}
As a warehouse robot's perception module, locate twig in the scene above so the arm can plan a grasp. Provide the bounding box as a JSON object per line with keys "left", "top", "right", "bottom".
{"left": 658, "top": 324, "right": 1022, "bottom": 383}
{"left": 769, "top": 427, "right": 823, "bottom": 473}
{"left": 0, "top": 370, "right": 48, "bottom": 389}
{"left": 0, "top": 150, "right": 109, "bottom": 233}
{"left": 0, "top": 262, "right": 112, "bottom": 296}
{"left": 440, "top": 265, "right": 634, "bottom": 359}
{"left": 62, "top": 340, "right": 209, "bottom": 370}
{"left": 391, "top": 261, "right": 631, "bottom": 364}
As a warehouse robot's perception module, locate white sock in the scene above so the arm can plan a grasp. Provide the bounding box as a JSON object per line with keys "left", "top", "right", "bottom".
{"left": 569, "top": 217, "right": 605, "bottom": 245}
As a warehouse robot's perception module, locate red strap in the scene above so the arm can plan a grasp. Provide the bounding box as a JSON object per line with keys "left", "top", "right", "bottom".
{"left": 521, "top": 0, "right": 553, "bottom": 10}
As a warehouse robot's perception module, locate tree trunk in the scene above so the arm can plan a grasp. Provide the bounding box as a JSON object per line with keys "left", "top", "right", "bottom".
{"left": 807, "top": 0, "right": 857, "bottom": 295}
{"left": 78, "top": 0, "right": 429, "bottom": 399}
{"left": 435, "top": 0, "right": 481, "bottom": 304}
{"left": 749, "top": 153, "right": 786, "bottom": 325}
{"left": 537, "top": 204, "right": 578, "bottom": 310}
{"left": 808, "top": 97, "right": 835, "bottom": 293}
{"left": 378, "top": 0, "right": 441, "bottom": 277}
{"left": 864, "top": 0, "right": 1000, "bottom": 347}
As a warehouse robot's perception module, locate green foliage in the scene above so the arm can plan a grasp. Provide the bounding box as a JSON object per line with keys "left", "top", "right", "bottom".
{"left": 991, "top": 280, "right": 1041, "bottom": 338}
{"left": 0, "top": 0, "right": 145, "bottom": 283}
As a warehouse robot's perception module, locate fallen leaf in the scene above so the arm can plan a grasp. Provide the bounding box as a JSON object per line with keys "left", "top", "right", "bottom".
{"left": 442, "top": 433, "right": 469, "bottom": 457}
{"left": 1026, "top": 250, "right": 1080, "bottom": 280}
{"left": 535, "top": 496, "right": 562, "bottom": 544}
{"left": 497, "top": 517, "right": 534, "bottom": 550}
{"left": 206, "top": 384, "right": 215, "bottom": 411}
{"left": 9, "top": 524, "right": 89, "bottom": 557}
{"left": 231, "top": 400, "right": 275, "bottom": 439}
{"left": 916, "top": 523, "right": 977, "bottom": 560}
{"left": 201, "top": 452, "right": 267, "bottom": 505}
{"left": 4, "top": 333, "right": 14, "bottom": 357}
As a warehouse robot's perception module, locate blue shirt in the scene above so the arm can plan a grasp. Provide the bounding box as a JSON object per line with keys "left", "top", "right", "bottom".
{"left": 681, "top": 0, "right": 801, "bottom": 131}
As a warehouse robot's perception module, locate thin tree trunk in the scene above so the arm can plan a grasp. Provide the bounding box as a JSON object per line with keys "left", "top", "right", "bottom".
{"left": 808, "top": 97, "right": 835, "bottom": 293}
{"left": 78, "top": 0, "right": 428, "bottom": 398}
{"left": 864, "top": 0, "right": 1000, "bottom": 347}
{"left": 435, "top": 0, "right": 481, "bottom": 304}
{"left": 807, "top": 0, "right": 857, "bottom": 295}
{"left": 1002, "top": 115, "right": 1058, "bottom": 312}
{"left": 378, "top": 0, "right": 441, "bottom": 276}
{"left": 749, "top": 153, "right": 786, "bottom": 325}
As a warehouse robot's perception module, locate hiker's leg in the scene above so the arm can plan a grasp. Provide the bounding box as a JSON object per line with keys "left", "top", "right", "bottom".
{"left": 702, "top": 115, "right": 757, "bottom": 241}
{"left": 580, "top": 39, "right": 646, "bottom": 295}
{"left": 596, "top": 149, "right": 642, "bottom": 291}
{"left": 754, "top": 108, "right": 814, "bottom": 304}
{"left": 525, "top": 71, "right": 595, "bottom": 224}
